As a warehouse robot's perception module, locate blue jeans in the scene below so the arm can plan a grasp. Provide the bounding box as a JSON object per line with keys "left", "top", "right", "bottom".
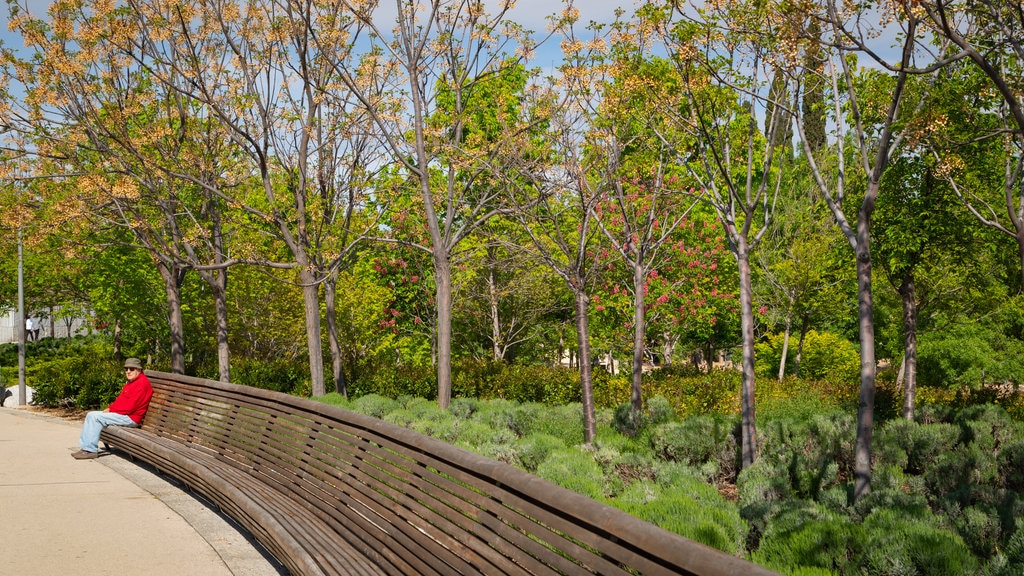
{"left": 79, "top": 411, "right": 137, "bottom": 453}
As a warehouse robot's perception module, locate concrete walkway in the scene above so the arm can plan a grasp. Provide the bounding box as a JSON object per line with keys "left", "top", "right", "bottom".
{"left": 0, "top": 406, "right": 285, "bottom": 576}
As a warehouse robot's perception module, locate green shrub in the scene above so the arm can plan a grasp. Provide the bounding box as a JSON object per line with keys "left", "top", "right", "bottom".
{"left": 230, "top": 357, "right": 307, "bottom": 394}
{"left": 612, "top": 478, "right": 747, "bottom": 554}
{"left": 755, "top": 330, "right": 860, "bottom": 384}
{"left": 875, "top": 419, "right": 915, "bottom": 470}
{"left": 611, "top": 402, "right": 648, "bottom": 437}
{"left": 752, "top": 503, "right": 864, "bottom": 575}
{"left": 535, "top": 448, "right": 605, "bottom": 500}
{"left": 350, "top": 394, "right": 401, "bottom": 419}
{"left": 998, "top": 437, "right": 1024, "bottom": 491}
{"left": 957, "top": 404, "right": 1018, "bottom": 447}
{"left": 757, "top": 385, "right": 841, "bottom": 424}
{"left": 515, "top": 433, "right": 566, "bottom": 472}
{"left": 451, "top": 359, "right": 582, "bottom": 405}
{"left": 651, "top": 415, "right": 730, "bottom": 467}
{"left": 452, "top": 420, "right": 495, "bottom": 449}
{"left": 1005, "top": 528, "right": 1024, "bottom": 567}
{"left": 30, "top": 353, "right": 123, "bottom": 409}
{"left": 351, "top": 363, "right": 436, "bottom": 400}
{"left": 737, "top": 459, "right": 792, "bottom": 508}
{"left": 851, "top": 488, "right": 930, "bottom": 522}
{"left": 410, "top": 414, "right": 460, "bottom": 443}
{"left": 592, "top": 371, "right": 632, "bottom": 409}
{"left": 907, "top": 422, "right": 961, "bottom": 474}
{"left": 858, "top": 508, "right": 979, "bottom": 576}
{"left": 522, "top": 403, "right": 585, "bottom": 446}
{"left": 951, "top": 504, "right": 1002, "bottom": 558}
{"left": 753, "top": 414, "right": 849, "bottom": 501}
{"left": 382, "top": 408, "right": 416, "bottom": 428}
{"left": 448, "top": 397, "right": 478, "bottom": 419}
{"left": 404, "top": 396, "right": 446, "bottom": 421}
{"left": 472, "top": 398, "right": 520, "bottom": 436}
{"left": 646, "top": 395, "right": 676, "bottom": 425}
{"left": 917, "top": 323, "right": 1024, "bottom": 389}
{"left": 314, "top": 392, "right": 351, "bottom": 409}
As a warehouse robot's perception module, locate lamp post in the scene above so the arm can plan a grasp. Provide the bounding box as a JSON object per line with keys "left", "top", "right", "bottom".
{"left": 17, "top": 211, "right": 26, "bottom": 405}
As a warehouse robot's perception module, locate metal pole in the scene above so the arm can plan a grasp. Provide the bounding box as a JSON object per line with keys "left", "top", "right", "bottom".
{"left": 17, "top": 225, "right": 26, "bottom": 405}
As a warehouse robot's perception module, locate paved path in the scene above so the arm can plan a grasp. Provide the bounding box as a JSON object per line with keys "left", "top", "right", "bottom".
{"left": 0, "top": 406, "right": 285, "bottom": 576}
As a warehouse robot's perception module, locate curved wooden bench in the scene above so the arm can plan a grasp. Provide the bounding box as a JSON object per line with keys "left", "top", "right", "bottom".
{"left": 101, "top": 371, "right": 778, "bottom": 576}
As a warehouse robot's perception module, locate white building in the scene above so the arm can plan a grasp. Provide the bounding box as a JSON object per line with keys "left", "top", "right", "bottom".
{"left": 0, "top": 309, "right": 92, "bottom": 344}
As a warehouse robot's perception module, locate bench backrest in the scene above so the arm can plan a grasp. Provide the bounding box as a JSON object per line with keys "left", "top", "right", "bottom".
{"left": 141, "top": 371, "right": 777, "bottom": 576}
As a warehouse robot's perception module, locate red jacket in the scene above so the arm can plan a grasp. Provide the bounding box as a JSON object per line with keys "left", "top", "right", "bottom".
{"left": 107, "top": 372, "right": 153, "bottom": 425}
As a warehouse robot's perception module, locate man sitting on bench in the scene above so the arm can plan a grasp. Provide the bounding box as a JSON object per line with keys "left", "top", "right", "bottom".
{"left": 72, "top": 358, "right": 153, "bottom": 460}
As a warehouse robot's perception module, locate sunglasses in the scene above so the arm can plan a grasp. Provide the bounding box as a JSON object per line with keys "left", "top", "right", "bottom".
{"left": 124, "top": 367, "right": 138, "bottom": 372}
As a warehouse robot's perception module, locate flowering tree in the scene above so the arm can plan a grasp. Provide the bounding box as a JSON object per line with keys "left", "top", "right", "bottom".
{"left": 312, "top": 0, "right": 541, "bottom": 407}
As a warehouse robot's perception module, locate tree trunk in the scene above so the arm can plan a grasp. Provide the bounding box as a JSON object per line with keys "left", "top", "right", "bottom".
{"left": 898, "top": 275, "right": 918, "bottom": 420}
{"left": 157, "top": 260, "right": 187, "bottom": 374}
{"left": 795, "top": 313, "right": 810, "bottom": 377}
{"left": 778, "top": 307, "right": 792, "bottom": 381}
{"left": 1016, "top": 225, "right": 1024, "bottom": 292}
{"left": 737, "top": 246, "right": 758, "bottom": 470}
{"left": 210, "top": 206, "right": 231, "bottom": 382}
{"left": 661, "top": 332, "right": 677, "bottom": 366}
{"left": 574, "top": 290, "right": 597, "bottom": 445}
{"left": 435, "top": 253, "right": 453, "bottom": 409}
{"left": 630, "top": 260, "right": 646, "bottom": 415}
{"left": 488, "top": 262, "right": 502, "bottom": 361}
{"left": 299, "top": 267, "right": 325, "bottom": 397}
{"left": 113, "top": 318, "right": 122, "bottom": 360}
{"left": 213, "top": 274, "right": 230, "bottom": 382}
{"left": 853, "top": 206, "right": 878, "bottom": 504}
{"left": 324, "top": 271, "right": 347, "bottom": 398}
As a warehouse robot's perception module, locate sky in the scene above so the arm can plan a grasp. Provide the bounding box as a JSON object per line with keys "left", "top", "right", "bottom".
{"left": 0, "top": 0, "right": 628, "bottom": 56}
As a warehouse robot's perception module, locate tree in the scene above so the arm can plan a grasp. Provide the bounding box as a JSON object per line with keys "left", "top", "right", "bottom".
{"left": 98, "top": 0, "right": 382, "bottom": 394}
{"left": 653, "top": 0, "right": 797, "bottom": 469}
{"left": 499, "top": 6, "right": 613, "bottom": 442}
{"left": 456, "top": 228, "right": 564, "bottom": 362}
{"left": 7, "top": 2, "right": 261, "bottom": 377}
{"left": 796, "top": 0, "right": 926, "bottom": 501}
{"left": 755, "top": 202, "right": 850, "bottom": 380}
{"left": 318, "top": 0, "right": 540, "bottom": 407}
{"left": 917, "top": 0, "right": 1024, "bottom": 287}
{"left": 588, "top": 38, "right": 701, "bottom": 418}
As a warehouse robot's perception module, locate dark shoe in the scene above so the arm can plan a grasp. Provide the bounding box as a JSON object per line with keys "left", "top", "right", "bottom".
{"left": 71, "top": 450, "right": 97, "bottom": 460}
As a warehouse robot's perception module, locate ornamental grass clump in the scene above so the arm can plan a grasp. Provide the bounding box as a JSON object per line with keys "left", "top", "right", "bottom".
{"left": 611, "top": 476, "right": 746, "bottom": 555}
{"left": 351, "top": 393, "right": 401, "bottom": 419}
{"left": 858, "top": 508, "right": 978, "bottom": 576}
{"left": 451, "top": 420, "right": 495, "bottom": 449}
{"left": 471, "top": 398, "right": 520, "bottom": 436}
{"left": 751, "top": 501, "right": 864, "bottom": 575}
{"left": 522, "top": 402, "right": 585, "bottom": 446}
{"left": 410, "top": 413, "right": 460, "bottom": 443}
{"left": 514, "top": 432, "right": 566, "bottom": 472}
{"left": 535, "top": 448, "right": 605, "bottom": 500}
{"left": 651, "top": 415, "right": 726, "bottom": 465}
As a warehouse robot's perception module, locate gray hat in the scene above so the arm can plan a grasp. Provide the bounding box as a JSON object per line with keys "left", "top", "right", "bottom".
{"left": 123, "top": 358, "right": 144, "bottom": 370}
